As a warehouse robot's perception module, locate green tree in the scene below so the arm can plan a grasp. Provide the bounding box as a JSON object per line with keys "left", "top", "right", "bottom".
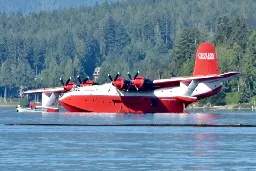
{"left": 103, "top": 16, "right": 116, "bottom": 56}
{"left": 230, "top": 16, "right": 249, "bottom": 49}
{"left": 1, "top": 60, "right": 12, "bottom": 102}
{"left": 214, "top": 16, "right": 232, "bottom": 45}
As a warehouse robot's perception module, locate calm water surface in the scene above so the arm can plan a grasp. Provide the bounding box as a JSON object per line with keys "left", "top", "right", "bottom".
{"left": 0, "top": 108, "right": 256, "bottom": 170}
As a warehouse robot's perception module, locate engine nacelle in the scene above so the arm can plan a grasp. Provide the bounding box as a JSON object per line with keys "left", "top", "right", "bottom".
{"left": 112, "top": 77, "right": 125, "bottom": 90}
{"left": 133, "top": 76, "right": 144, "bottom": 89}
{"left": 64, "top": 82, "right": 76, "bottom": 92}
{"left": 81, "top": 80, "right": 93, "bottom": 87}
{"left": 110, "top": 73, "right": 153, "bottom": 91}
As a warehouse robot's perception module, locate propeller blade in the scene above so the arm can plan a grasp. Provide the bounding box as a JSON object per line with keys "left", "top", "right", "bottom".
{"left": 134, "top": 71, "right": 139, "bottom": 79}
{"left": 77, "top": 76, "right": 82, "bottom": 84}
{"left": 127, "top": 72, "right": 132, "bottom": 80}
{"left": 65, "top": 77, "right": 71, "bottom": 85}
{"left": 124, "top": 80, "right": 132, "bottom": 91}
{"left": 60, "top": 78, "right": 64, "bottom": 86}
{"left": 83, "top": 77, "right": 89, "bottom": 83}
{"left": 108, "top": 74, "right": 113, "bottom": 81}
{"left": 108, "top": 85, "right": 111, "bottom": 92}
{"left": 114, "top": 72, "right": 120, "bottom": 81}
{"left": 134, "top": 84, "right": 139, "bottom": 91}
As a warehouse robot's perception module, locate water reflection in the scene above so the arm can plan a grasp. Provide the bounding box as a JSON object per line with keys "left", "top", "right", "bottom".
{"left": 31, "top": 112, "right": 219, "bottom": 125}
{"left": 3, "top": 109, "right": 250, "bottom": 125}
{"left": 194, "top": 133, "right": 217, "bottom": 156}
{"left": 194, "top": 113, "right": 217, "bottom": 124}
{"left": 192, "top": 133, "right": 217, "bottom": 170}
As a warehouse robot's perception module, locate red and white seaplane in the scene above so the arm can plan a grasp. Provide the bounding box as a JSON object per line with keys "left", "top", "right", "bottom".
{"left": 22, "top": 42, "right": 240, "bottom": 113}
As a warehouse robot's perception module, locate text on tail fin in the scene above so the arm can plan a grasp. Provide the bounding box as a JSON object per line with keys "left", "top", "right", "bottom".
{"left": 193, "top": 42, "right": 220, "bottom": 77}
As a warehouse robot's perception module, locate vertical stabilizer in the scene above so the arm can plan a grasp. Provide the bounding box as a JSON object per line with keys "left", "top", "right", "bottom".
{"left": 193, "top": 42, "right": 220, "bottom": 76}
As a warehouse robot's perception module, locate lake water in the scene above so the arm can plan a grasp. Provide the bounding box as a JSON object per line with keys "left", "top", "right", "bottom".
{"left": 1, "top": 108, "right": 256, "bottom": 170}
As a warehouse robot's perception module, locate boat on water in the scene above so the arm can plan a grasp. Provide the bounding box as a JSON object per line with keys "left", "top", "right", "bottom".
{"left": 16, "top": 102, "right": 59, "bottom": 113}
{"left": 16, "top": 105, "right": 43, "bottom": 112}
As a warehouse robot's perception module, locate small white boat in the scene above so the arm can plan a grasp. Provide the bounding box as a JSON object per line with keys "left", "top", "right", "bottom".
{"left": 16, "top": 106, "right": 43, "bottom": 112}
{"left": 16, "top": 105, "right": 59, "bottom": 113}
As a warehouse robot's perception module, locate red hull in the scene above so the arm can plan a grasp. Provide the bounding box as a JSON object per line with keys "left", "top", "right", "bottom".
{"left": 59, "top": 95, "right": 185, "bottom": 113}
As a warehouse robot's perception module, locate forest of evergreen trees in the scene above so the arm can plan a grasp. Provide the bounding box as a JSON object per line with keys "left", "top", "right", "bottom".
{"left": 0, "top": 0, "right": 256, "bottom": 105}
{"left": 0, "top": 0, "right": 117, "bottom": 14}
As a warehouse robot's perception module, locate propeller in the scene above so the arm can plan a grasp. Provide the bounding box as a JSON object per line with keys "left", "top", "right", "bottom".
{"left": 60, "top": 77, "right": 75, "bottom": 92}
{"left": 65, "top": 77, "right": 71, "bottom": 86}
{"left": 108, "top": 72, "right": 120, "bottom": 83}
{"left": 77, "top": 75, "right": 89, "bottom": 85}
{"left": 84, "top": 77, "right": 89, "bottom": 83}
{"left": 134, "top": 71, "right": 139, "bottom": 79}
{"left": 108, "top": 74, "right": 113, "bottom": 82}
{"left": 60, "top": 77, "right": 71, "bottom": 86}
{"left": 77, "top": 76, "right": 82, "bottom": 84}
{"left": 114, "top": 72, "right": 120, "bottom": 81}
{"left": 60, "top": 78, "right": 64, "bottom": 86}
{"left": 108, "top": 72, "right": 121, "bottom": 92}
{"left": 126, "top": 71, "right": 140, "bottom": 91}
{"left": 127, "top": 72, "right": 132, "bottom": 80}
{"left": 127, "top": 71, "right": 139, "bottom": 80}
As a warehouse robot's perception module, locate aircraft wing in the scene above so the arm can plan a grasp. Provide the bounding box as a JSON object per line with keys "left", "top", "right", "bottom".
{"left": 153, "top": 72, "right": 241, "bottom": 88}
{"left": 23, "top": 87, "right": 65, "bottom": 94}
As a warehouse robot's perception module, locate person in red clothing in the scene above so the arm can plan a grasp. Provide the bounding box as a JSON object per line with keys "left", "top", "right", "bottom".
{"left": 29, "top": 102, "right": 36, "bottom": 109}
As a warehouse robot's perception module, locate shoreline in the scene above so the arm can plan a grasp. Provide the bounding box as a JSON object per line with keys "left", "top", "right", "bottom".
{"left": 0, "top": 102, "right": 255, "bottom": 111}
{"left": 188, "top": 105, "right": 256, "bottom": 111}
{"left": 0, "top": 103, "right": 19, "bottom": 108}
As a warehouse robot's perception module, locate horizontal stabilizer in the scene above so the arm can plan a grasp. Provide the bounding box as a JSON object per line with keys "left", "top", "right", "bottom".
{"left": 218, "top": 72, "right": 241, "bottom": 81}
{"left": 175, "top": 96, "right": 197, "bottom": 103}
{"left": 153, "top": 72, "right": 240, "bottom": 88}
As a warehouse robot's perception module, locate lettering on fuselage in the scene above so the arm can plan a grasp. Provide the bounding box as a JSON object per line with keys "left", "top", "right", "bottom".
{"left": 198, "top": 53, "right": 215, "bottom": 60}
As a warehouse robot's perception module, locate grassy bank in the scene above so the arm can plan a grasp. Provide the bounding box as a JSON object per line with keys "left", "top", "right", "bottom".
{"left": 188, "top": 103, "right": 256, "bottom": 111}
{"left": 0, "top": 98, "right": 19, "bottom": 107}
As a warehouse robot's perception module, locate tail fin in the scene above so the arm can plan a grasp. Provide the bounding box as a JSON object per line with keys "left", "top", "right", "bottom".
{"left": 193, "top": 42, "right": 220, "bottom": 77}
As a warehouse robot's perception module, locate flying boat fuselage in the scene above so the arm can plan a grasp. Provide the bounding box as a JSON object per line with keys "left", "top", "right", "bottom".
{"left": 59, "top": 80, "right": 222, "bottom": 113}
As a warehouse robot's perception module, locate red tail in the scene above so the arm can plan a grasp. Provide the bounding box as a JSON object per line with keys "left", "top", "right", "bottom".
{"left": 193, "top": 42, "right": 220, "bottom": 76}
